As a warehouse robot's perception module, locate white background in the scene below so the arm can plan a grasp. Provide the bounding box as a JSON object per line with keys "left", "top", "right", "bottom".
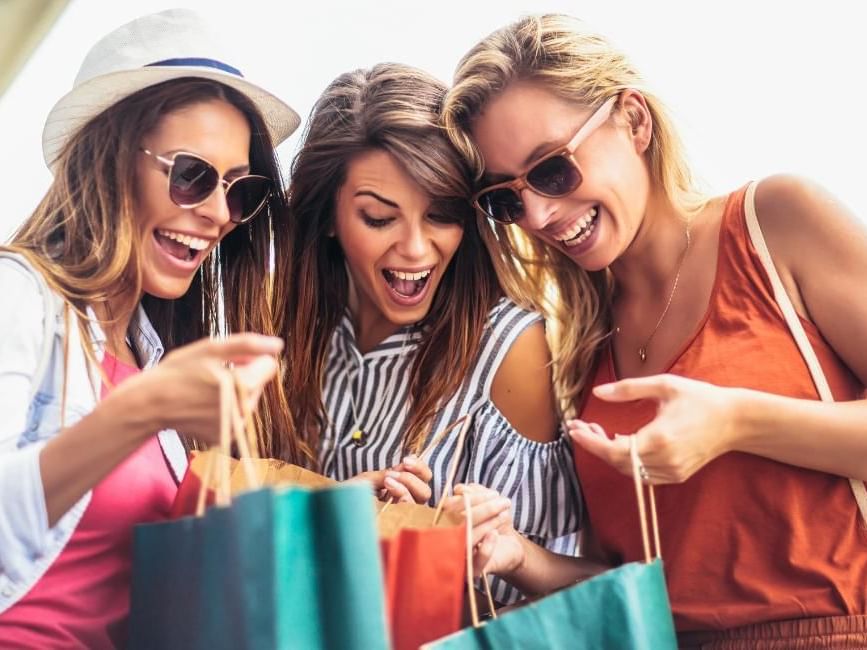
{"left": 1, "top": 0, "right": 864, "bottom": 242}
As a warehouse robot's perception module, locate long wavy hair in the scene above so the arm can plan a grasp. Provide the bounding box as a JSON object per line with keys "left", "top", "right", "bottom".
{"left": 5, "top": 78, "right": 296, "bottom": 459}
{"left": 279, "top": 63, "right": 504, "bottom": 464}
{"left": 442, "top": 14, "right": 707, "bottom": 413}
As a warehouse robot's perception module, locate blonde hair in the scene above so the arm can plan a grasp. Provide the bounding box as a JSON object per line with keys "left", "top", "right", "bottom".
{"left": 442, "top": 14, "right": 706, "bottom": 413}
{"left": 4, "top": 78, "right": 297, "bottom": 459}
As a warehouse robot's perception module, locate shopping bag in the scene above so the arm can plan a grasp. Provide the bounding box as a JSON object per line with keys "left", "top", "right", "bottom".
{"left": 128, "top": 371, "right": 390, "bottom": 650}
{"left": 375, "top": 415, "right": 475, "bottom": 650}
{"left": 423, "top": 437, "right": 677, "bottom": 650}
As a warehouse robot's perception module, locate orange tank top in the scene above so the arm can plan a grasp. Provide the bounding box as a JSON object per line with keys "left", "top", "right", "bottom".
{"left": 577, "top": 184, "right": 867, "bottom": 632}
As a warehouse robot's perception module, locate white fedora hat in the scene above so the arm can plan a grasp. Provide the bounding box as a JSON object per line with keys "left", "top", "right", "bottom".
{"left": 42, "top": 8, "right": 300, "bottom": 169}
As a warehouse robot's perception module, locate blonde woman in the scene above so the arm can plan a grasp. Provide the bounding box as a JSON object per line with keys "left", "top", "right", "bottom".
{"left": 0, "top": 10, "right": 297, "bottom": 646}
{"left": 276, "top": 63, "right": 583, "bottom": 604}
{"left": 441, "top": 14, "right": 867, "bottom": 647}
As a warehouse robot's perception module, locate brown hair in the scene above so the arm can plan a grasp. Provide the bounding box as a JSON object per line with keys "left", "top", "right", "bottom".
{"left": 278, "top": 62, "right": 503, "bottom": 463}
{"left": 5, "top": 78, "right": 297, "bottom": 459}
{"left": 442, "top": 14, "right": 707, "bottom": 413}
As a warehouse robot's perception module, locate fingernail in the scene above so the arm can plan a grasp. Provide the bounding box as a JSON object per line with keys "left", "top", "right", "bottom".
{"left": 386, "top": 470, "right": 400, "bottom": 479}
{"left": 384, "top": 477, "right": 400, "bottom": 488}
{"left": 402, "top": 456, "right": 416, "bottom": 467}
{"left": 594, "top": 383, "right": 615, "bottom": 396}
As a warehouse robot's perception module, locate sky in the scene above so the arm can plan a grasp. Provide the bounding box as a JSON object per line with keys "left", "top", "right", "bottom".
{"left": 1, "top": 0, "right": 864, "bottom": 242}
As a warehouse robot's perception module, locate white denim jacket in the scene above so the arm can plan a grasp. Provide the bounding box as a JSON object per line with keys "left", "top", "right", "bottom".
{"left": 0, "top": 254, "right": 188, "bottom": 613}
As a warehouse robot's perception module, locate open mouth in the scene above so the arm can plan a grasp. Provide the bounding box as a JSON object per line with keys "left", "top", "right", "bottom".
{"left": 154, "top": 229, "right": 211, "bottom": 263}
{"left": 556, "top": 206, "right": 599, "bottom": 248}
{"left": 381, "top": 267, "right": 433, "bottom": 299}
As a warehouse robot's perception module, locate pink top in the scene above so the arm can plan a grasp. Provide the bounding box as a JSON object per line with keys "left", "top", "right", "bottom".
{"left": 0, "top": 353, "right": 178, "bottom": 648}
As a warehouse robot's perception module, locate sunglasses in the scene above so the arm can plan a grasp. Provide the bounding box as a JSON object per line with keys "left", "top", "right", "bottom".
{"left": 140, "top": 148, "right": 272, "bottom": 224}
{"left": 472, "top": 95, "right": 619, "bottom": 224}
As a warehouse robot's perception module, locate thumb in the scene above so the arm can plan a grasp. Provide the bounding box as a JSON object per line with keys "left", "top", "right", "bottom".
{"left": 233, "top": 355, "right": 279, "bottom": 401}
{"left": 593, "top": 375, "right": 675, "bottom": 403}
{"left": 473, "top": 530, "right": 499, "bottom": 577}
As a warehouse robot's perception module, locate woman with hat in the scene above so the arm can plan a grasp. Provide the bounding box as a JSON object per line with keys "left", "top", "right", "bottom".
{"left": 0, "top": 9, "right": 299, "bottom": 646}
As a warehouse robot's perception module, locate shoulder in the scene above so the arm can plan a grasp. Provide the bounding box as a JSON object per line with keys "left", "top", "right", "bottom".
{"left": 490, "top": 317, "right": 559, "bottom": 443}
{"left": 0, "top": 254, "right": 53, "bottom": 329}
{"left": 484, "top": 296, "right": 543, "bottom": 338}
{"left": 753, "top": 174, "right": 865, "bottom": 265}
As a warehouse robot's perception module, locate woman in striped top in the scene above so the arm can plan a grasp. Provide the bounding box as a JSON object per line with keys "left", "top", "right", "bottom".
{"left": 274, "top": 63, "right": 582, "bottom": 603}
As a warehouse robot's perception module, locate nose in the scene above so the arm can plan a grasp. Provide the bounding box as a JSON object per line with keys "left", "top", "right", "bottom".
{"left": 193, "top": 182, "right": 233, "bottom": 227}
{"left": 395, "top": 220, "right": 431, "bottom": 260}
{"left": 519, "top": 188, "right": 557, "bottom": 231}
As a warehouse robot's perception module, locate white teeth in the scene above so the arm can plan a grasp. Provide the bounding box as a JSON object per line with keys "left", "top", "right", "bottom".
{"left": 555, "top": 207, "right": 598, "bottom": 244}
{"left": 390, "top": 269, "right": 432, "bottom": 281}
{"left": 157, "top": 229, "right": 210, "bottom": 250}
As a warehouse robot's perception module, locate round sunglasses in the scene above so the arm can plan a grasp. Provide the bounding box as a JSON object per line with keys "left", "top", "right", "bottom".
{"left": 140, "top": 148, "right": 272, "bottom": 224}
{"left": 472, "top": 95, "right": 619, "bottom": 224}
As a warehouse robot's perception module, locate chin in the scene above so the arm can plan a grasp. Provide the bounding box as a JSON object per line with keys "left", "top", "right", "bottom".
{"left": 142, "top": 279, "right": 196, "bottom": 301}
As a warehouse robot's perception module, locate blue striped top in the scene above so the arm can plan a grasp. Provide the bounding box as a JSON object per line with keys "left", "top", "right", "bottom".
{"left": 319, "top": 297, "right": 583, "bottom": 603}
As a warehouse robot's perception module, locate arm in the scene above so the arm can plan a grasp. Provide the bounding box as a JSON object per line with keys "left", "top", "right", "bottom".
{"left": 442, "top": 484, "right": 606, "bottom": 598}
{"left": 571, "top": 175, "right": 867, "bottom": 482}
{"left": 490, "top": 320, "right": 559, "bottom": 442}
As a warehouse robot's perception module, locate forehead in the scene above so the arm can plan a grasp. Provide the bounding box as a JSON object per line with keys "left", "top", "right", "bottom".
{"left": 470, "top": 81, "right": 592, "bottom": 178}
{"left": 148, "top": 99, "right": 251, "bottom": 168}
{"left": 342, "top": 149, "right": 429, "bottom": 206}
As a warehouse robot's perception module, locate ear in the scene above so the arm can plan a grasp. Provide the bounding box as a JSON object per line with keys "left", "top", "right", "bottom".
{"left": 619, "top": 90, "right": 653, "bottom": 155}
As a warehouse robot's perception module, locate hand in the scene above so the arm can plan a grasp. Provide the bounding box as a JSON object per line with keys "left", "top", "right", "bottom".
{"left": 127, "top": 333, "right": 283, "bottom": 445}
{"left": 440, "top": 484, "right": 525, "bottom": 577}
{"left": 567, "top": 374, "right": 739, "bottom": 484}
{"left": 352, "top": 454, "right": 433, "bottom": 504}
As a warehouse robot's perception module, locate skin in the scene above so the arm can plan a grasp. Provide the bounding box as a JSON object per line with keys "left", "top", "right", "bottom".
{"left": 336, "top": 149, "right": 560, "bottom": 504}
{"left": 40, "top": 99, "right": 281, "bottom": 526}
{"left": 446, "top": 80, "right": 867, "bottom": 594}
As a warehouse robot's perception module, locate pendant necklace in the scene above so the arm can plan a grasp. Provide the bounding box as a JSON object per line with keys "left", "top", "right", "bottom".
{"left": 616, "top": 222, "right": 691, "bottom": 363}
{"left": 345, "top": 331, "right": 411, "bottom": 446}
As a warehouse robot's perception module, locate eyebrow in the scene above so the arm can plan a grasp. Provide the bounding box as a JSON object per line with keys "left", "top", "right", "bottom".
{"left": 522, "top": 138, "right": 563, "bottom": 167}
{"left": 354, "top": 190, "right": 399, "bottom": 208}
{"left": 482, "top": 138, "right": 567, "bottom": 185}
{"left": 163, "top": 149, "right": 249, "bottom": 175}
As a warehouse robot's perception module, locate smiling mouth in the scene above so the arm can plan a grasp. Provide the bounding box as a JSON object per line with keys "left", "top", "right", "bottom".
{"left": 555, "top": 206, "right": 599, "bottom": 248}
{"left": 382, "top": 268, "right": 433, "bottom": 298}
{"left": 154, "top": 229, "right": 211, "bottom": 263}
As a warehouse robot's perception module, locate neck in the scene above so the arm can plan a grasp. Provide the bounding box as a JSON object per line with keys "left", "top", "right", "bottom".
{"left": 609, "top": 190, "right": 691, "bottom": 301}
{"left": 92, "top": 296, "right": 137, "bottom": 358}
{"left": 351, "top": 302, "right": 401, "bottom": 354}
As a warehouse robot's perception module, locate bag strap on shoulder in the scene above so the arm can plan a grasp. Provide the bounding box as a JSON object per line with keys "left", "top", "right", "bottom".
{"left": 743, "top": 181, "right": 867, "bottom": 527}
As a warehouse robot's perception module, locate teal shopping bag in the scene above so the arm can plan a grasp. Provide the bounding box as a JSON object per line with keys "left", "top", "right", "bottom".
{"left": 128, "top": 481, "right": 389, "bottom": 650}
{"left": 425, "top": 437, "right": 677, "bottom": 650}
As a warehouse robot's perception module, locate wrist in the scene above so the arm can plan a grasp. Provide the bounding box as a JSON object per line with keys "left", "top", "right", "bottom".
{"left": 100, "top": 370, "right": 165, "bottom": 442}
{"left": 724, "top": 387, "right": 762, "bottom": 453}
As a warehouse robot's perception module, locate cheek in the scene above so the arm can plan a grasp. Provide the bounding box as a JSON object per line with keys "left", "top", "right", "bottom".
{"left": 336, "top": 222, "right": 387, "bottom": 273}
{"left": 436, "top": 226, "right": 465, "bottom": 262}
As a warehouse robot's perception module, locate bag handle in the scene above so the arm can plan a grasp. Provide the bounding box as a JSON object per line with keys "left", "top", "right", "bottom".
{"left": 432, "top": 414, "right": 473, "bottom": 525}
{"left": 193, "top": 367, "right": 263, "bottom": 516}
{"left": 463, "top": 491, "right": 498, "bottom": 629}
{"left": 630, "top": 437, "right": 661, "bottom": 563}
{"left": 743, "top": 181, "right": 867, "bottom": 527}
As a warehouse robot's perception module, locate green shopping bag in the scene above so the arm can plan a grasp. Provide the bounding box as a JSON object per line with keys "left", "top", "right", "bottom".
{"left": 424, "top": 437, "right": 677, "bottom": 650}
{"left": 128, "top": 372, "right": 389, "bottom": 649}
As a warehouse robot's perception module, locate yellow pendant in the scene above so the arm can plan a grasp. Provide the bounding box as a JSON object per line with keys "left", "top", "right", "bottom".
{"left": 351, "top": 429, "right": 366, "bottom": 446}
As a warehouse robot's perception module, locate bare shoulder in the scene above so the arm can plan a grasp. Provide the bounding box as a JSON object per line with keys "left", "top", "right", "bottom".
{"left": 753, "top": 174, "right": 867, "bottom": 383}
{"left": 490, "top": 319, "right": 560, "bottom": 443}
{"left": 753, "top": 174, "right": 867, "bottom": 263}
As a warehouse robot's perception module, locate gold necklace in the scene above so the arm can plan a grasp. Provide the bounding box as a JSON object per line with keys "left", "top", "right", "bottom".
{"left": 616, "top": 223, "right": 691, "bottom": 363}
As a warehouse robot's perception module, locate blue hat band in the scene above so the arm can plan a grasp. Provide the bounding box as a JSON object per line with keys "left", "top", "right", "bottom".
{"left": 146, "top": 57, "right": 243, "bottom": 77}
